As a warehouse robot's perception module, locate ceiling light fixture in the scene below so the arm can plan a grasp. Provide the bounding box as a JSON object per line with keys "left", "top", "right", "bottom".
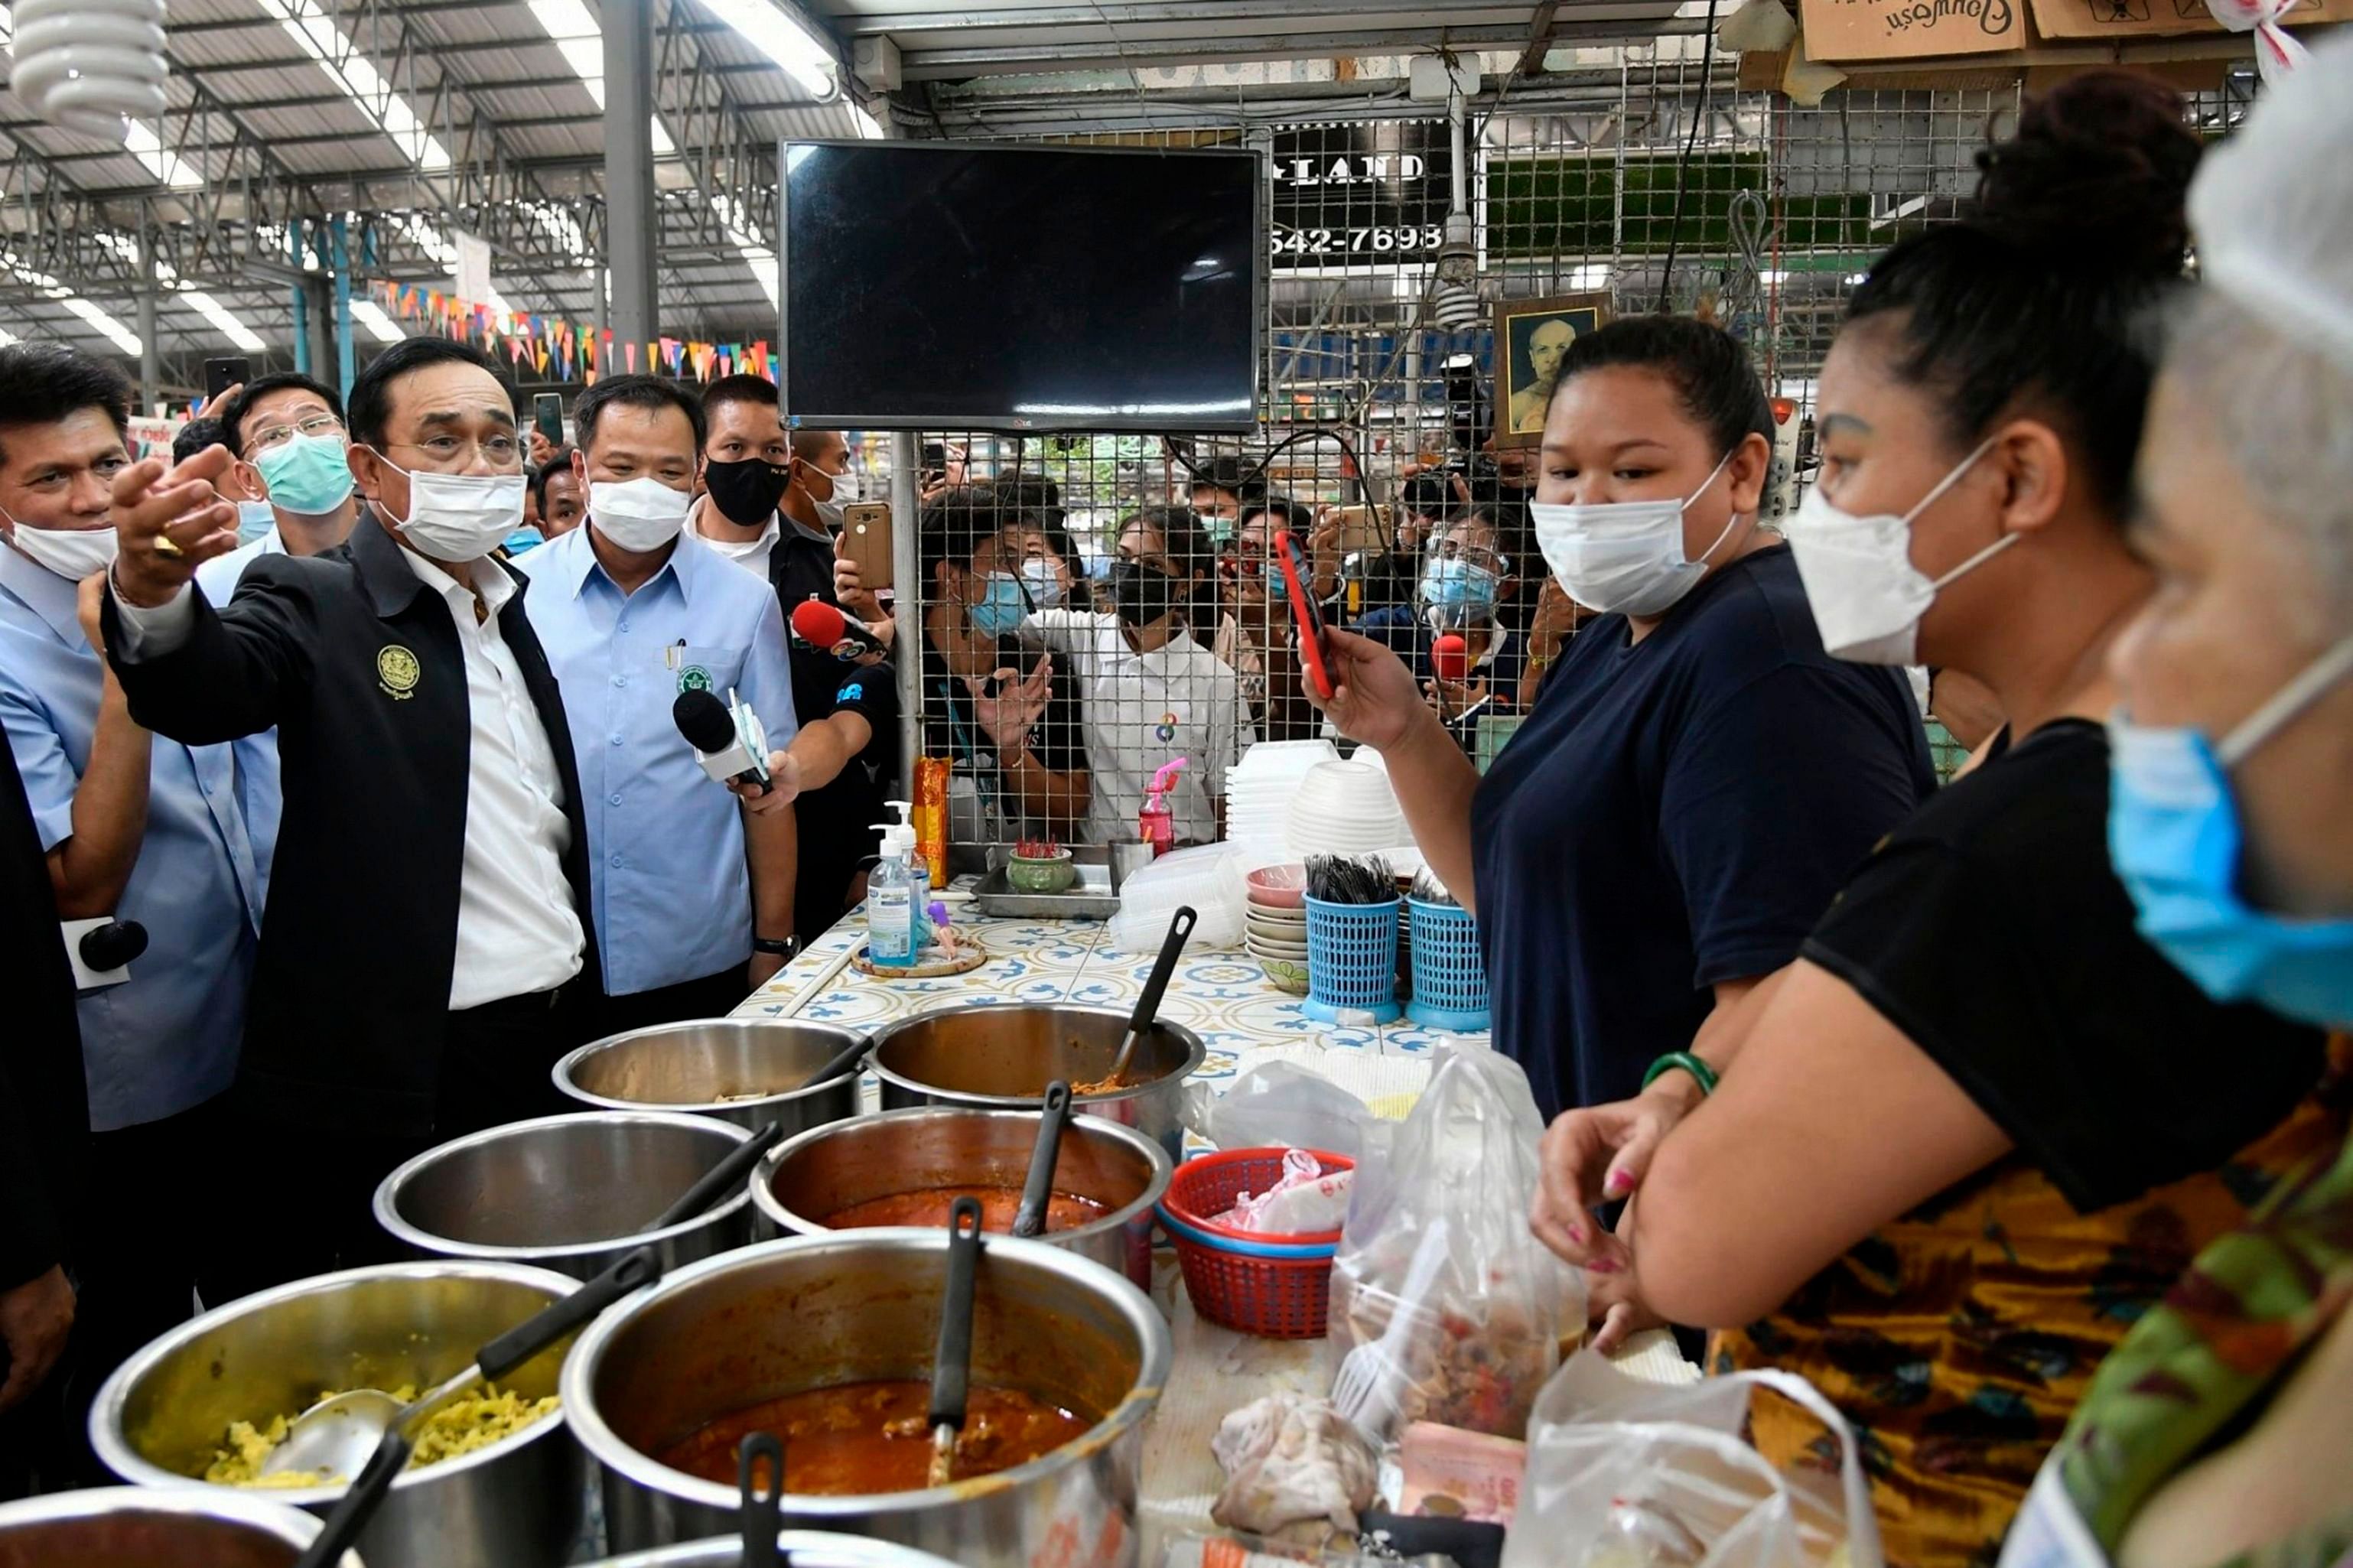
{"left": 348, "top": 297, "right": 407, "bottom": 344}
{"left": 688, "top": 0, "right": 835, "bottom": 99}
{"left": 261, "top": 0, "right": 451, "bottom": 170}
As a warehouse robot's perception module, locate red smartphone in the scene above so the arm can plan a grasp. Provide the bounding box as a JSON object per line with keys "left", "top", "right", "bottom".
{"left": 1274, "top": 529, "right": 1336, "bottom": 702}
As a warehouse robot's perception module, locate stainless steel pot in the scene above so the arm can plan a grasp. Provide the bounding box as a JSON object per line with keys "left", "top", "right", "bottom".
{"left": 90, "top": 1262, "right": 585, "bottom": 1568}
{"left": 563, "top": 1233, "right": 1171, "bottom": 1568}
{"left": 0, "top": 1486, "right": 361, "bottom": 1568}
{"left": 750, "top": 1108, "right": 1171, "bottom": 1288}
{"left": 587, "top": 1534, "right": 959, "bottom": 1567}
{"left": 867, "top": 1004, "right": 1206, "bottom": 1160}
{"left": 555, "top": 1019, "right": 865, "bottom": 1136}
{"left": 375, "top": 1111, "right": 753, "bottom": 1280}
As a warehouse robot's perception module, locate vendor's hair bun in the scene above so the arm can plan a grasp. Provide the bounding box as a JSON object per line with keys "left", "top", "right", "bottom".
{"left": 1974, "top": 72, "right": 2201, "bottom": 279}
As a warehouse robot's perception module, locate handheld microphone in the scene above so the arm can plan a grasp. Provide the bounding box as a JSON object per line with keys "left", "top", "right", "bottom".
{"left": 673, "top": 687, "right": 771, "bottom": 794}
{"left": 790, "top": 599, "right": 887, "bottom": 662}
{"left": 1431, "top": 633, "right": 1469, "bottom": 685}
{"left": 62, "top": 916, "right": 146, "bottom": 990}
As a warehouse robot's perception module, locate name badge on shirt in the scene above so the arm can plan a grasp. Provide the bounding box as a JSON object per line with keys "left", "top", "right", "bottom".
{"left": 378, "top": 644, "right": 421, "bottom": 700}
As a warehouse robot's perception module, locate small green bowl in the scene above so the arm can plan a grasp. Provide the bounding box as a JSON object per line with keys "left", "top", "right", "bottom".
{"left": 1259, "top": 955, "right": 1310, "bottom": 994}
{"left": 1006, "top": 853, "right": 1078, "bottom": 894}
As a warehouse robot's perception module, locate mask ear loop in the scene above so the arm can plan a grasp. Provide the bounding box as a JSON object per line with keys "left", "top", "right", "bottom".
{"left": 2216, "top": 635, "right": 2353, "bottom": 767}
{"left": 1912, "top": 434, "right": 2017, "bottom": 591}
{"left": 1682, "top": 447, "right": 1744, "bottom": 567}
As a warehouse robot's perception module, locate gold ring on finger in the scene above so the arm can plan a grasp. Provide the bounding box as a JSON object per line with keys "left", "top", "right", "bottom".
{"left": 153, "top": 534, "right": 185, "bottom": 559}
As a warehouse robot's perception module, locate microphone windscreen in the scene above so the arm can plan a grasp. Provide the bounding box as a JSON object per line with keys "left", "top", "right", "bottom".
{"left": 80, "top": 920, "right": 148, "bottom": 971}
{"left": 1431, "top": 633, "right": 1469, "bottom": 684}
{"left": 790, "top": 598, "right": 851, "bottom": 647}
{"left": 672, "top": 688, "right": 737, "bottom": 752}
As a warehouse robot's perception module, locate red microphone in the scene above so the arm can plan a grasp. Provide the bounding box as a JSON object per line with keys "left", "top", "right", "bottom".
{"left": 789, "top": 598, "right": 887, "bottom": 661}
{"left": 1430, "top": 633, "right": 1469, "bottom": 684}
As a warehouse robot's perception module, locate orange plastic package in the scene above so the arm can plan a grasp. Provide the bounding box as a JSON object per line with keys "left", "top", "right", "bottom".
{"left": 913, "top": 756, "right": 950, "bottom": 890}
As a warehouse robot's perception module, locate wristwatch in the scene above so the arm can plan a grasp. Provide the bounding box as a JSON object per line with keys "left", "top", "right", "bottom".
{"left": 753, "top": 935, "right": 800, "bottom": 960}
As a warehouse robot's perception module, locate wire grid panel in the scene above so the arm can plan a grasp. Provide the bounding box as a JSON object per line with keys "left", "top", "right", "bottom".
{"left": 887, "top": 69, "right": 2242, "bottom": 859}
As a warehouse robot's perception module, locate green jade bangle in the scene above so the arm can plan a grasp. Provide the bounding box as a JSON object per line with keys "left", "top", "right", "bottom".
{"left": 1641, "top": 1050, "right": 1719, "bottom": 1098}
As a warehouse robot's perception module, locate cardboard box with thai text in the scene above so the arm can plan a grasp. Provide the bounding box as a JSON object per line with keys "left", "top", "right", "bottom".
{"left": 1801, "top": 0, "right": 2032, "bottom": 60}
{"left": 2026, "top": 0, "right": 2338, "bottom": 42}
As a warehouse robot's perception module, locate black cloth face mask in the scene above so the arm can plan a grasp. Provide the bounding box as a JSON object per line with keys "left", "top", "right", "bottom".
{"left": 1111, "top": 559, "right": 1177, "bottom": 629}
{"left": 704, "top": 457, "right": 790, "bottom": 528}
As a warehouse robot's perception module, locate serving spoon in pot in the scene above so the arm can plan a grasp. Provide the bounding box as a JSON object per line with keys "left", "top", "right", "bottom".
{"left": 926, "top": 1196, "right": 984, "bottom": 1488}
{"left": 1010, "top": 1082, "right": 1073, "bottom": 1239}
{"left": 1103, "top": 906, "right": 1196, "bottom": 1088}
{"left": 268, "top": 1121, "right": 779, "bottom": 1486}
{"left": 285, "top": 1244, "right": 662, "bottom": 1568}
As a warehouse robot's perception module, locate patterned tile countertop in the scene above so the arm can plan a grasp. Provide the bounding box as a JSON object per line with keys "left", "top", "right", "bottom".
{"left": 731, "top": 902, "right": 1693, "bottom": 1566}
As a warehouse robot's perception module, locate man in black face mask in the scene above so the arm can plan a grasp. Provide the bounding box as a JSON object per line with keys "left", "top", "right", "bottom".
{"left": 685, "top": 374, "right": 881, "bottom": 942}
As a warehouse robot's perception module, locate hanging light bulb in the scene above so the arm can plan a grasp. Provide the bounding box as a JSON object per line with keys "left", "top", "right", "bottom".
{"left": 8, "top": 0, "right": 168, "bottom": 142}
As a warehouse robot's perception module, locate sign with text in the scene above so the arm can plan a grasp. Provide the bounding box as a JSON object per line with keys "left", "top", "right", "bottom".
{"left": 2026, "top": 0, "right": 2335, "bottom": 40}
{"left": 1267, "top": 121, "right": 1455, "bottom": 269}
{"left": 1800, "top": 0, "right": 2029, "bottom": 59}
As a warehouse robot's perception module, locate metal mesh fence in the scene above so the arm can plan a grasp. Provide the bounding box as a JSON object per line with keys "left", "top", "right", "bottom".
{"left": 858, "top": 60, "right": 2254, "bottom": 859}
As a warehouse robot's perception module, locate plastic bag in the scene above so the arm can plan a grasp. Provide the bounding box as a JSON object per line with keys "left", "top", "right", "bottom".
{"left": 1327, "top": 1046, "right": 1582, "bottom": 1441}
{"left": 1501, "top": 1352, "right": 1885, "bottom": 1568}
{"left": 1209, "top": 1393, "right": 1380, "bottom": 1547}
{"left": 1209, "top": 1062, "right": 1389, "bottom": 1163}
{"left": 1217, "top": 1148, "right": 1355, "bottom": 1235}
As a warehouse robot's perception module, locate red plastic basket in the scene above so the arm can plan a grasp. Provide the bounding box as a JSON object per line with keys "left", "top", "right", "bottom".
{"left": 1160, "top": 1148, "right": 1354, "bottom": 1339}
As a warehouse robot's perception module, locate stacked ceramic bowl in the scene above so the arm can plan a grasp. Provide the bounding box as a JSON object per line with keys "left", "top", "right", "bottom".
{"left": 1243, "top": 864, "right": 1310, "bottom": 995}
{"left": 1226, "top": 740, "right": 1339, "bottom": 859}
{"left": 1285, "top": 759, "right": 1408, "bottom": 858}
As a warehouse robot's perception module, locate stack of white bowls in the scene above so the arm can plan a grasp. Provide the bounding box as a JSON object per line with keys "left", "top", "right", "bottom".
{"left": 1286, "top": 759, "right": 1408, "bottom": 858}
{"left": 1226, "top": 739, "right": 1339, "bottom": 859}
{"left": 1243, "top": 864, "right": 1310, "bottom": 994}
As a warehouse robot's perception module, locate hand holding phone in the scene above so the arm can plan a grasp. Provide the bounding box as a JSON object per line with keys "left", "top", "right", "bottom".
{"left": 1274, "top": 529, "right": 1335, "bottom": 702}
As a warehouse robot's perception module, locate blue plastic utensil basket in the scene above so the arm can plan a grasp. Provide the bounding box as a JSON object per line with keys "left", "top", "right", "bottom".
{"left": 1408, "top": 898, "right": 1489, "bottom": 1032}
{"left": 1303, "top": 894, "right": 1401, "bottom": 1024}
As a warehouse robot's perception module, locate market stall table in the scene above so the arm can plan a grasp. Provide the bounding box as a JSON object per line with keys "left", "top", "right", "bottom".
{"left": 732, "top": 901, "right": 1696, "bottom": 1564}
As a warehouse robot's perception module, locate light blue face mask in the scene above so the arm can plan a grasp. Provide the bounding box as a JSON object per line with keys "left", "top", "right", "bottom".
{"left": 235, "top": 500, "right": 278, "bottom": 545}
{"left": 503, "top": 525, "right": 546, "bottom": 557}
{"left": 1020, "top": 558, "right": 1064, "bottom": 612}
{"left": 965, "top": 571, "right": 1030, "bottom": 639}
{"left": 1420, "top": 555, "right": 1500, "bottom": 613}
{"left": 252, "top": 429, "right": 356, "bottom": 518}
{"left": 2107, "top": 635, "right": 2353, "bottom": 1029}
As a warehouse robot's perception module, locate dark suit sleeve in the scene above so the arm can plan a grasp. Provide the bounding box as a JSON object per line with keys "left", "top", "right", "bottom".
{"left": 0, "top": 1058, "right": 63, "bottom": 1292}
{"left": 99, "top": 569, "right": 317, "bottom": 747}
{"left": 0, "top": 740, "right": 79, "bottom": 1292}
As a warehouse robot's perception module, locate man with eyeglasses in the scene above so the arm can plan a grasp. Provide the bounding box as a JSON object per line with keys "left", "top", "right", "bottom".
{"left": 182, "top": 375, "right": 364, "bottom": 909}
{"left": 99, "top": 337, "right": 601, "bottom": 1296}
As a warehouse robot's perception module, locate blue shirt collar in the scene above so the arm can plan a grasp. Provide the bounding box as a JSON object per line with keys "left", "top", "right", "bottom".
{"left": 558, "top": 522, "right": 703, "bottom": 607}
{"left": 0, "top": 540, "right": 88, "bottom": 650}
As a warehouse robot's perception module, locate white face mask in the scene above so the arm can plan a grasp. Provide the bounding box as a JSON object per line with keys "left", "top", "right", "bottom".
{"left": 373, "top": 454, "right": 526, "bottom": 562}
{"left": 2, "top": 513, "right": 119, "bottom": 581}
{"left": 831, "top": 466, "right": 864, "bottom": 504}
{"left": 588, "top": 475, "right": 693, "bottom": 553}
{"left": 1787, "top": 436, "right": 2009, "bottom": 666}
{"left": 1528, "top": 450, "right": 1740, "bottom": 618}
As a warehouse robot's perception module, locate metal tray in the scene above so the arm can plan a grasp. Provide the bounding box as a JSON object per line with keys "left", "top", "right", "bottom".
{"left": 971, "top": 860, "right": 1121, "bottom": 920}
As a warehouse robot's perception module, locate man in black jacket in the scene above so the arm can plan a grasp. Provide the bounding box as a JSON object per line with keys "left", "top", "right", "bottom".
{"left": 0, "top": 738, "right": 84, "bottom": 1498}
{"left": 99, "top": 337, "right": 601, "bottom": 1296}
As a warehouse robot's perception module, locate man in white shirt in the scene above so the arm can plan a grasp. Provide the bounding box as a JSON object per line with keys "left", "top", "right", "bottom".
{"left": 97, "top": 337, "right": 600, "bottom": 1295}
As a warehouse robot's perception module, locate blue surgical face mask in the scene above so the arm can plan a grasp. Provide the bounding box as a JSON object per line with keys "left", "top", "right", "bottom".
{"left": 252, "top": 428, "right": 356, "bottom": 518}
{"left": 236, "top": 500, "right": 278, "bottom": 545}
{"left": 965, "top": 571, "right": 1030, "bottom": 639}
{"left": 1420, "top": 555, "right": 1500, "bottom": 612}
{"left": 2107, "top": 635, "right": 2353, "bottom": 1029}
{"left": 503, "top": 525, "right": 546, "bottom": 556}
{"left": 1020, "top": 558, "right": 1065, "bottom": 612}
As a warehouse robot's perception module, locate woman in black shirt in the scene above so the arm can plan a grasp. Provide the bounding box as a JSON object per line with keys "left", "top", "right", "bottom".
{"left": 1530, "top": 76, "right": 2335, "bottom": 1567}
{"left": 1316, "top": 317, "right": 1933, "bottom": 1122}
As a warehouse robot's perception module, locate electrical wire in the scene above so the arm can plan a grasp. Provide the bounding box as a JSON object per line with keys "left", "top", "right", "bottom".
{"left": 1653, "top": 0, "right": 1723, "bottom": 314}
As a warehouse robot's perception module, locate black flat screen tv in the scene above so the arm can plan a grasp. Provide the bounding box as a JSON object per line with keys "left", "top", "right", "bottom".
{"left": 776, "top": 140, "right": 1261, "bottom": 432}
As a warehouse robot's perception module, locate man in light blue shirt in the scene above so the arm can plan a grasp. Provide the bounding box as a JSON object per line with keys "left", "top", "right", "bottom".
{"left": 0, "top": 343, "right": 259, "bottom": 1397}
{"left": 520, "top": 375, "right": 798, "bottom": 1031}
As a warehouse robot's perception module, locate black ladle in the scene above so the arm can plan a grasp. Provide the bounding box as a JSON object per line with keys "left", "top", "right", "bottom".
{"left": 1105, "top": 905, "right": 1196, "bottom": 1086}
{"left": 799, "top": 1033, "right": 875, "bottom": 1091}
{"left": 645, "top": 1120, "right": 785, "bottom": 1232}
{"left": 926, "top": 1196, "right": 984, "bottom": 1488}
{"left": 288, "top": 1244, "right": 663, "bottom": 1568}
{"left": 740, "top": 1429, "right": 786, "bottom": 1568}
{"left": 1011, "top": 1082, "right": 1073, "bottom": 1239}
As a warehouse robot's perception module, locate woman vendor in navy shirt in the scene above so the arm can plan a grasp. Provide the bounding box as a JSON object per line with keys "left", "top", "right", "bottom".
{"left": 1314, "top": 317, "right": 1934, "bottom": 1118}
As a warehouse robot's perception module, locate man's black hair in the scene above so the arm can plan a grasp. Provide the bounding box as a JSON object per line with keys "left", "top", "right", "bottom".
{"left": 572, "top": 373, "right": 708, "bottom": 454}
{"left": 531, "top": 451, "right": 575, "bottom": 511}
{"left": 1552, "top": 316, "right": 1775, "bottom": 457}
{"left": 987, "top": 476, "right": 1066, "bottom": 529}
{"left": 919, "top": 485, "right": 1042, "bottom": 586}
{"left": 1399, "top": 472, "right": 1460, "bottom": 523}
{"left": 0, "top": 343, "right": 132, "bottom": 467}
{"left": 701, "top": 373, "right": 779, "bottom": 421}
{"left": 789, "top": 428, "right": 845, "bottom": 464}
{"left": 1188, "top": 454, "right": 1268, "bottom": 501}
{"left": 1238, "top": 495, "right": 1311, "bottom": 536}
{"left": 347, "top": 337, "right": 508, "bottom": 450}
{"left": 216, "top": 372, "right": 346, "bottom": 460}
{"left": 174, "top": 418, "right": 225, "bottom": 466}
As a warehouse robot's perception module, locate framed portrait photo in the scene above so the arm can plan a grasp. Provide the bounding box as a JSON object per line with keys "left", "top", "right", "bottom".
{"left": 1493, "top": 292, "right": 1611, "bottom": 449}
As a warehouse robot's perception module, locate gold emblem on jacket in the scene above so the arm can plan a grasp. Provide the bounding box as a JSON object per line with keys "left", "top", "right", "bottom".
{"left": 377, "top": 644, "right": 421, "bottom": 699}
